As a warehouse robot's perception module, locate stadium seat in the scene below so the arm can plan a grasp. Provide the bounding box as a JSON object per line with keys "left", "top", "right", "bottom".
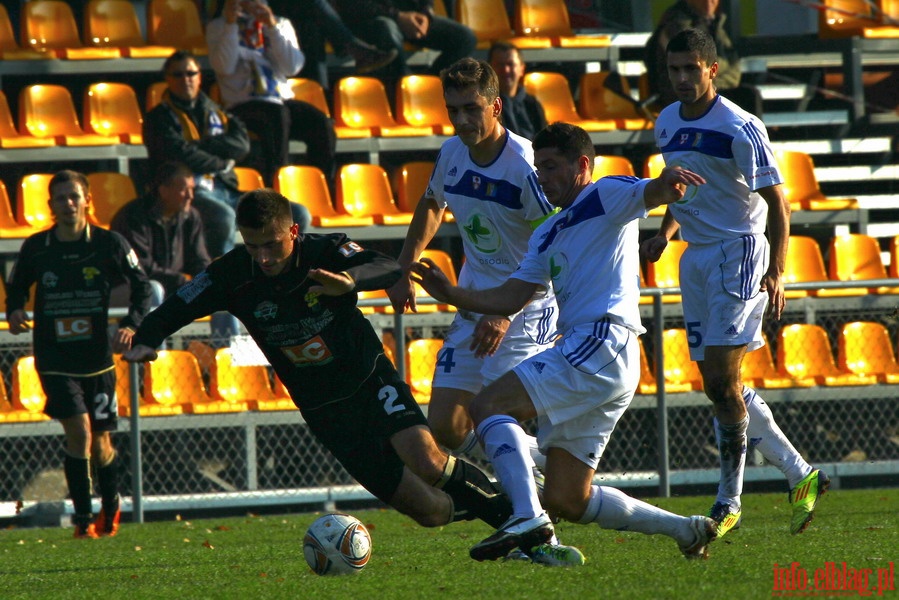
{"left": 741, "top": 334, "right": 807, "bottom": 389}
{"left": 818, "top": 0, "right": 899, "bottom": 38}
{"left": 147, "top": 0, "right": 208, "bottom": 55}
{"left": 777, "top": 323, "right": 878, "bottom": 386}
{"left": 828, "top": 233, "right": 899, "bottom": 294}
{"left": 592, "top": 155, "right": 636, "bottom": 181}
{"left": 455, "top": 0, "right": 550, "bottom": 48}
{"left": 407, "top": 339, "right": 443, "bottom": 403}
{"left": 523, "top": 72, "right": 616, "bottom": 132}
{"left": 83, "top": 82, "right": 144, "bottom": 144}
{"left": 87, "top": 172, "right": 137, "bottom": 228}
{"left": 0, "top": 372, "right": 48, "bottom": 423}
{"left": 275, "top": 165, "right": 374, "bottom": 227}
{"left": 0, "top": 180, "right": 37, "bottom": 238}
{"left": 233, "top": 167, "right": 265, "bottom": 192}
{"left": 337, "top": 164, "right": 414, "bottom": 225}
{"left": 396, "top": 75, "right": 455, "bottom": 135}
{"left": 661, "top": 329, "right": 703, "bottom": 392}
{"left": 16, "top": 173, "right": 54, "bottom": 230}
{"left": 891, "top": 234, "right": 899, "bottom": 278}
{"left": 636, "top": 338, "right": 657, "bottom": 395}
{"left": 19, "top": 85, "right": 120, "bottom": 146}
{"left": 391, "top": 161, "right": 454, "bottom": 222}
{"left": 0, "top": 4, "right": 51, "bottom": 59}
{"left": 210, "top": 348, "right": 278, "bottom": 408}
{"left": 515, "top": 0, "right": 611, "bottom": 47}
{"left": 641, "top": 153, "right": 668, "bottom": 216}
{"left": 0, "top": 91, "right": 54, "bottom": 148}
{"left": 334, "top": 77, "right": 434, "bottom": 137}
{"left": 775, "top": 150, "right": 858, "bottom": 211}
{"left": 357, "top": 288, "right": 391, "bottom": 315}
{"left": 11, "top": 356, "right": 50, "bottom": 416}
{"left": 146, "top": 350, "right": 248, "bottom": 414}
{"left": 578, "top": 72, "right": 652, "bottom": 130}
{"left": 644, "top": 239, "right": 687, "bottom": 304}
{"left": 145, "top": 81, "right": 168, "bottom": 112}
{"left": 783, "top": 235, "right": 856, "bottom": 298}
{"left": 838, "top": 321, "right": 899, "bottom": 384}
{"left": 286, "top": 78, "right": 368, "bottom": 140}
{"left": 416, "top": 249, "right": 458, "bottom": 313}
{"left": 23, "top": 1, "right": 121, "bottom": 59}
{"left": 85, "top": 0, "right": 177, "bottom": 57}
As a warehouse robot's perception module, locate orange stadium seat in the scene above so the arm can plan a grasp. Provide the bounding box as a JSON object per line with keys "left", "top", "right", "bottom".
{"left": 334, "top": 77, "right": 433, "bottom": 137}
{"left": 0, "top": 91, "right": 53, "bottom": 149}
{"left": 578, "top": 72, "right": 652, "bottom": 130}
{"left": 210, "top": 348, "right": 278, "bottom": 407}
{"left": 233, "top": 166, "right": 265, "bottom": 192}
{"left": 455, "top": 0, "right": 550, "bottom": 48}
{"left": 19, "top": 85, "right": 120, "bottom": 146}
{"left": 145, "top": 81, "right": 168, "bottom": 112}
{"left": 783, "top": 235, "right": 857, "bottom": 298}
{"left": 11, "top": 356, "right": 50, "bottom": 417}
{"left": 642, "top": 153, "right": 668, "bottom": 216}
{"left": 828, "top": 233, "right": 899, "bottom": 294}
{"left": 661, "top": 329, "right": 703, "bottom": 392}
{"left": 396, "top": 75, "right": 455, "bottom": 135}
{"left": 516, "top": 0, "right": 611, "bottom": 47}
{"left": 16, "top": 173, "right": 54, "bottom": 230}
{"left": 275, "top": 165, "right": 374, "bottom": 228}
{"left": 592, "top": 155, "right": 636, "bottom": 181}
{"left": 523, "top": 72, "right": 616, "bottom": 132}
{"left": 85, "top": 0, "right": 177, "bottom": 57}
{"left": 818, "top": 0, "right": 899, "bottom": 38}
{"left": 337, "top": 164, "right": 414, "bottom": 225}
{"left": 636, "top": 338, "right": 657, "bottom": 395}
{"left": 0, "top": 180, "right": 36, "bottom": 238}
{"left": 392, "top": 161, "right": 454, "bottom": 222}
{"left": 741, "top": 334, "right": 807, "bottom": 389}
{"left": 407, "top": 339, "right": 443, "bottom": 404}
{"left": 777, "top": 323, "right": 878, "bottom": 386}
{"left": 146, "top": 350, "right": 248, "bottom": 414}
{"left": 83, "top": 82, "right": 144, "bottom": 144}
{"left": 644, "top": 239, "right": 687, "bottom": 304}
{"left": 838, "top": 321, "right": 899, "bottom": 384}
{"left": 775, "top": 150, "right": 858, "bottom": 211}
{"left": 87, "top": 172, "right": 137, "bottom": 228}
{"left": 0, "top": 4, "right": 51, "bottom": 59}
{"left": 287, "top": 77, "right": 369, "bottom": 140}
{"left": 416, "top": 249, "right": 458, "bottom": 313}
{"left": 0, "top": 372, "right": 48, "bottom": 423}
{"left": 147, "top": 0, "right": 208, "bottom": 55}
{"left": 23, "top": 1, "right": 121, "bottom": 59}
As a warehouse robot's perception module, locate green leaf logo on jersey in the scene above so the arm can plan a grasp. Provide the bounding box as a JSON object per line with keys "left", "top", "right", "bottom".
{"left": 463, "top": 213, "right": 501, "bottom": 254}
{"left": 549, "top": 252, "right": 568, "bottom": 294}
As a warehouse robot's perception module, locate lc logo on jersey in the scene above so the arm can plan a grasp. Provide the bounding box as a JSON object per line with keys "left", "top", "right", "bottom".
{"left": 281, "top": 335, "right": 334, "bottom": 366}
{"left": 338, "top": 241, "right": 363, "bottom": 257}
{"left": 55, "top": 317, "right": 93, "bottom": 341}
{"left": 463, "top": 213, "right": 501, "bottom": 254}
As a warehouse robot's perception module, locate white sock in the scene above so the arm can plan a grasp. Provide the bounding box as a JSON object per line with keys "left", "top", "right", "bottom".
{"left": 744, "top": 387, "right": 813, "bottom": 488}
{"left": 477, "top": 415, "right": 543, "bottom": 519}
{"left": 578, "top": 485, "right": 693, "bottom": 546}
{"left": 715, "top": 415, "right": 748, "bottom": 509}
{"left": 527, "top": 434, "right": 546, "bottom": 470}
{"left": 452, "top": 429, "right": 487, "bottom": 461}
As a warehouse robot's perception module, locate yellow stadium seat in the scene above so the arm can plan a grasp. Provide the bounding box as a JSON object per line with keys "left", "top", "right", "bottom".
{"left": 0, "top": 371, "right": 48, "bottom": 422}
{"left": 11, "top": 356, "right": 49, "bottom": 415}
{"left": 407, "top": 339, "right": 444, "bottom": 404}
{"left": 287, "top": 77, "right": 368, "bottom": 140}
{"left": 210, "top": 348, "right": 278, "bottom": 408}
{"left": 19, "top": 85, "right": 120, "bottom": 146}
{"left": 145, "top": 81, "right": 168, "bottom": 112}
{"left": 644, "top": 239, "right": 687, "bottom": 304}
{"left": 775, "top": 150, "right": 857, "bottom": 211}
{"left": 636, "top": 338, "right": 657, "bottom": 395}
{"left": 87, "top": 172, "right": 137, "bottom": 228}
{"left": 275, "top": 165, "right": 374, "bottom": 228}
{"left": 415, "top": 249, "right": 458, "bottom": 313}
{"left": 16, "top": 173, "right": 54, "bottom": 230}
{"left": 334, "top": 77, "right": 434, "bottom": 137}
{"left": 146, "top": 350, "right": 248, "bottom": 414}
{"left": 0, "top": 90, "right": 54, "bottom": 148}
{"left": 393, "top": 161, "right": 434, "bottom": 213}
{"left": 783, "top": 235, "right": 858, "bottom": 298}
{"left": 147, "top": 0, "right": 208, "bottom": 54}
{"left": 83, "top": 82, "right": 144, "bottom": 144}
{"left": 0, "top": 4, "right": 51, "bottom": 59}
{"left": 642, "top": 153, "right": 668, "bottom": 216}
{"left": 777, "top": 323, "right": 878, "bottom": 386}
{"left": 523, "top": 72, "right": 616, "bottom": 132}
{"left": 23, "top": 0, "right": 121, "bottom": 59}
{"left": 234, "top": 167, "right": 265, "bottom": 192}
{"left": 337, "top": 164, "right": 414, "bottom": 225}
{"left": 455, "top": 0, "right": 551, "bottom": 48}
{"left": 592, "top": 155, "right": 636, "bottom": 181}
{"left": 838, "top": 321, "right": 899, "bottom": 384}
{"left": 818, "top": 0, "right": 899, "bottom": 38}
{"left": 397, "top": 75, "right": 455, "bottom": 135}
{"left": 741, "top": 334, "right": 807, "bottom": 389}
{"left": 515, "top": 0, "right": 611, "bottom": 47}
{"left": 828, "top": 233, "right": 899, "bottom": 295}
{"left": 661, "top": 329, "right": 703, "bottom": 392}
{"left": 0, "top": 180, "right": 37, "bottom": 238}
{"left": 85, "top": 0, "right": 177, "bottom": 57}
{"left": 578, "top": 72, "right": 652, "bottom": 130}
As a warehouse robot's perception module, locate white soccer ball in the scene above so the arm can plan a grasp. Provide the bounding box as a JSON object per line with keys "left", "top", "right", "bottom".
{"left": 303, "top": 513, "right": 372, "bottom": 576}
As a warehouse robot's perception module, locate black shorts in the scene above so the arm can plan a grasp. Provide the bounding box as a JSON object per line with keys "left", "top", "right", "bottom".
{"left": 39, "top": 370, "right": 119, "bottom": 432}
{"left": 300, "top": 355, "right": 428, "bottom": 503}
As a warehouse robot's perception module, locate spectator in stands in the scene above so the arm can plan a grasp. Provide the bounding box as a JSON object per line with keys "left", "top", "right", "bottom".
{"left": 488, "top": 41, "right": 547, "bottom": 141}
{"left": 640, "top": 28, "right": 828, "bottom": 539}
{"left": 110, "top": 161, "right": 240, "bottom": 346}
{"left": 5, "top": 170, "right": 152, "bottom": 539}
{"left": 268, "top": 0, "right": 398, "bottom": 88}
{"left": 333, "top": 0, "right": 477, "bottom": 84}
{"left": 644, "top": 0, "right": 762, "bottom": 116}
{"left": 143, "top": 50, "right": 249, "bottom": 259}
{"left": 123, "top": 189, "right": 514, "bottom": 540}
{"left": 207, "top": 0, "right": 335, "bottom": 211}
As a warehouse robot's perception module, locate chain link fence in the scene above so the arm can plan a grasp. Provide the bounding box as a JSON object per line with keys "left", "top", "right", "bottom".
{"left": 1, "top": 289, "right": 897, "bottom": 522}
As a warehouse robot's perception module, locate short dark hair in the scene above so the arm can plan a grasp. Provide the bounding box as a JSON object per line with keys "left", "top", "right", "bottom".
{"left": 236, "top": 189, "right": 294, "bottom": 231}
{"left": 162, "top": 49, "right": 200, "bottom": 74}
{"left": 666, "top": 28, "right": 717, "bottom": 65}
{"left": 153, "top": 161, "right": 194, "bottom": 191}
{"left": 532, "top": 122, "right": 595, "bottom": 171}
{"left": 48, "top": 170, "right": 90, "bottom": 197}
{"left": 440, "top": 57, "right": 500, "bottom": 103}
{"left": 487, "top": 40, "right": 521, "bottom": 63}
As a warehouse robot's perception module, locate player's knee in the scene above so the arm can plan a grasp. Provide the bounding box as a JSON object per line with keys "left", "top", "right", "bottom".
{"left": 542, "top": 488, "right": 587, "bottom": 522}
{"left": 703, "top": 373, "right": 742, "bottom": 405}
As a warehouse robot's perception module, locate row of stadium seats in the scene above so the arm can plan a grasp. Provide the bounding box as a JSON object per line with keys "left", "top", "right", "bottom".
{"left": 818, "top": 0, "right": 899, "bottom": 39}
{"left": 643, "top": 233, "right": 899, "bottom": 302}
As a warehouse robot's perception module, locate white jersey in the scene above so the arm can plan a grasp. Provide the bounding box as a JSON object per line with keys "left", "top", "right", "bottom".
{"left": 654, "top": 95, "right": 782, "bottom": 246}
{"left": 513, "top": 176, "right": 650, "bottom": 335}
{"left": 427, "top": 131, "right": 556, "bottom": 311}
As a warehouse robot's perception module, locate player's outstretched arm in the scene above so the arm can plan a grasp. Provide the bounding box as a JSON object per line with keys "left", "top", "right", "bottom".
{"left": 410, "top": 258, "right": 537, "bottom": 316}
{"left": 387, "top": 196, "right": 445, "bottom": 313}
{"left": 306, "top": 268, "right": 355, "bottom": 297}
{"left": 643, "top": 166, "right": 706, "bottom": 210}
{"left": 123, "top": 344, "right": 158, "bottom": 362}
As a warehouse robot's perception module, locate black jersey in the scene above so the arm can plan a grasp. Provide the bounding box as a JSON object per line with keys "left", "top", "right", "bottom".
{"left": 133, "top": 233, "right": 402, "bottom": 410}
{"left": 5, "top": 225, "right": 152, "bottom": 375}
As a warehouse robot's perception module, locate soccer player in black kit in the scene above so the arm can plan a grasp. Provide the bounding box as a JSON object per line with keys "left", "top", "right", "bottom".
{"left": 5, "top": 170, "right": 152, "bottom": 538}
{"left": 124, "top": 189, "right": 511, "bottom": 531}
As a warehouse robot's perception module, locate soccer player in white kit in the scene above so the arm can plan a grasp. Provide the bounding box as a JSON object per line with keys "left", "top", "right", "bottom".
{"left": 388, "top": 58, "right": 558, "bottom": 470}
{"left": 641, "top": 28, "right": 829, "bottom": 538}
{"left": 411, "top": 123, "right": 717, "bottom": 564}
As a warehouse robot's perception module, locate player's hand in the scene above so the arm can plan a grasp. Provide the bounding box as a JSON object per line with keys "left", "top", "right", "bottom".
{"left": 657, "top": 166, "right": 706, "bottom": 203}
{"left": 7, "top": 309, "right": 31, "bottom": 335}
{"left": 122, "top": 344, "right": 158, "bottom": 362}
{"left": 640, "top": 235, "right": 669, "bottom": 263}
{"left": 307, "top": 269, "right": 355, "bottom": 297}
{"left": 111, "top": 327, "right": 135, "bottom": 354}
{"left": 471, "top": 315, "right": 510, "bottom": 358}
{"left": 386, "top": 274, "right": 417, "bottom": 313}
{"left": 409, "top": 257, "right": 453, "bottom": 303}
{"left": 760, "top": 270, "right": 786, "bottom": 320}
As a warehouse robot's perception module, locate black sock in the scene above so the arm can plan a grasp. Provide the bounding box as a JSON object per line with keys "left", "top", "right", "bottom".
{"left": 64, "top": 454, "right": 93, "bottom": 521}
{"left": 95, "top": 453, "right": 120, "bottom": 511}
{"left": 435, "top": 456, "right": 512, "bottom": 528}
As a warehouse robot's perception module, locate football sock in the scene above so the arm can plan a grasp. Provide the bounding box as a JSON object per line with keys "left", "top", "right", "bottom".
{"left": 64, "top": 453, "right": 93, "bottom": 519}
{"left": 578, "top": 485, "right": 693, "bottom": 545}
{"left": 743, "top": 387, "right": 813, "bottom": 488}
{"left": 715, "top": 415, "right": 748, "bottom": 509}
{"left": 435, "top": 455, "right": 511, "bottom": 528}
{"left": 452, "top": 429, "right": 487, "bottom": 461}
{"left": 95, "top": 452, "right": 120, "bottom": 511}
{"left": 477, "top": 415, "right": 543, "bottom": 519}
{"left": 527, "top": 434, "right": 546, "bottom": 471}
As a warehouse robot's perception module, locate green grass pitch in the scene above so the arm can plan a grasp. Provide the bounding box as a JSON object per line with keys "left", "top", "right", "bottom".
{"left": 1, "top": 488, "right": 895, "bottom": 599}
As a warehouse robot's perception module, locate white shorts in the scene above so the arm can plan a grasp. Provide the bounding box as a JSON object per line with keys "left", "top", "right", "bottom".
{"left": 680, "top": 235, "right": 768, "bottom": 361}
{"left": 432, "top": 306, "right": 557, "bottom": 394}
{"left": 514, "top": 320, "right": 639, "bottom": 470}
